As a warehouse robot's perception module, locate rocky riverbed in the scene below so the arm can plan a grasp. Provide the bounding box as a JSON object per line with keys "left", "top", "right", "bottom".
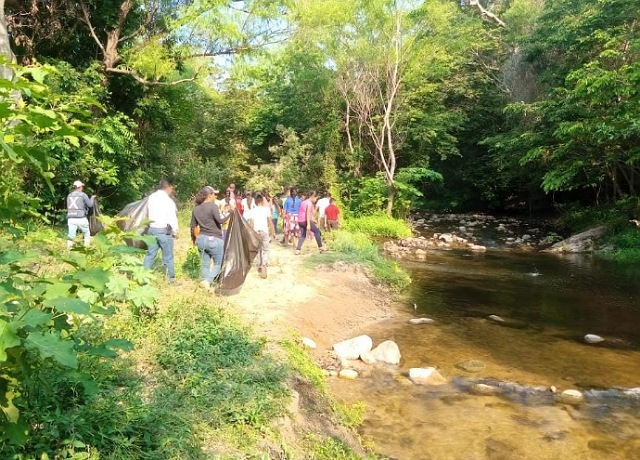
{"left": 383, "top": 213, "right": 559, "bottom": 259}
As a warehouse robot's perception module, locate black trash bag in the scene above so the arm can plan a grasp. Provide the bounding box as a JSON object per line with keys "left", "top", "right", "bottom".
{"left": 217, "top": 209, "right": 260, "bottom": 296}
{"left": 116, "top": 197, "right": 150, "bottom": 249}
{"left": 89, "top": 197, "right": 105, "bottom": 236}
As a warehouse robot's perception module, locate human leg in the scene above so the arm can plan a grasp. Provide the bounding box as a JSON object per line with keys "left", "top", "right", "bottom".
{"left": 67, "top": 219, "right": 79, "bottom": 249}
{"left": 257, "top": 231, "right": 270, "bottom": 266}
{"left": 208, "top": 236, "right": 224, "bottom": 282}
{"left": 156, "top": 232, "right": 175, "bottom": 279}
{"left": 196, "top": 235, "right": 212, "bottom": 281}
{"left": 78, "top": 218, "right": 91, "bottom": 247}
{"left": 296, "top": 222, "right": 308, "bottom": 252}
{"left": 309, "top": 222, "right": 324, "bottom": 248}
{"left": 143, "top": 229, "right": 161, "bottom": 270}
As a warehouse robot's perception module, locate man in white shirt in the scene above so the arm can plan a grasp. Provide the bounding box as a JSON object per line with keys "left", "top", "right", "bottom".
{"left": 143, "top": 179, "right": 179, "bottom": 282}
{"left": 247, "top": 194, "right": 275, "bottom": 278}
{"left": 316, "top": 193, "right": 331, "bottom": 231}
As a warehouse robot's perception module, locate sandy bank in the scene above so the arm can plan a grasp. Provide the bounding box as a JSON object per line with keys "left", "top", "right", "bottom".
{"left": 225, "top": 241, "right": 401, "bottom": 350}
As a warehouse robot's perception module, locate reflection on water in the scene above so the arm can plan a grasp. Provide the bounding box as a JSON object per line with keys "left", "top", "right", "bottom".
{"left": 328, "top": 250, "right": 640, "bottom": 459}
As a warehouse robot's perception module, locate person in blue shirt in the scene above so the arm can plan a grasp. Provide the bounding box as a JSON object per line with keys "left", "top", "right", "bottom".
{"left": 282, "top": 187, "right": 301, "bottom": 246}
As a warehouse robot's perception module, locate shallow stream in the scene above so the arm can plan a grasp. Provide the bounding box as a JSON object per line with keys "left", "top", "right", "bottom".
{"left": 328, "top": 216, "right": 640, "bottom": 459}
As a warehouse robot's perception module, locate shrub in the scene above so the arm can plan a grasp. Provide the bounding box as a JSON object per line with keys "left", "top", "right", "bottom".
{"left": 343, "top": 214, "right": 412, "bottom": 238}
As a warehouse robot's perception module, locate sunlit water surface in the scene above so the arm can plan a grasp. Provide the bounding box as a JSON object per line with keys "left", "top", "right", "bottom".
{"left": 328, "top": 248, "right": 640, "bottom": 459}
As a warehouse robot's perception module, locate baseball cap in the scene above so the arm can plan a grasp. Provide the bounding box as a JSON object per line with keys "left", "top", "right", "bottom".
{"left": 73, "top": 180, "right": 85, "bottom": 188}
{"left": 205, "top": 186, "right": 220, "bottom": 194}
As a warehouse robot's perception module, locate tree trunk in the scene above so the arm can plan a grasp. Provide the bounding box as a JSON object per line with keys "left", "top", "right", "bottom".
{"left": 0, "top": 0, "right": 16, "bottom": 81}
{"left": 386, "top": 182, "right": 396, "bottom": 217}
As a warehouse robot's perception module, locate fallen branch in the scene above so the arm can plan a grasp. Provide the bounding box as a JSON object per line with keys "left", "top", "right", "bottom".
{"left": 469, "top": 0, "right": 506, "bottom": 28}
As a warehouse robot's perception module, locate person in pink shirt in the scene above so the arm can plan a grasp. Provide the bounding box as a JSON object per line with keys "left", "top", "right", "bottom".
{"left": 295, "top": 191, "right": 328, "bottom": 255}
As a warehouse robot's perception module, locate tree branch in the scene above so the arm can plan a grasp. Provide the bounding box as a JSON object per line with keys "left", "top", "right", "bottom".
{"left": 468, "top": 0, "right": 506, "bottom": 28}
{"left": 78, "top": 0, "right": 106, "bottom": 53}
{"left": 106, "top": 66, "right": 197, "bottom": 86}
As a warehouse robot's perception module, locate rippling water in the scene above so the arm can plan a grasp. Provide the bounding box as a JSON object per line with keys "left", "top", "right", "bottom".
{"left": 327, "top": 245, "right": 640, "bottom": 459}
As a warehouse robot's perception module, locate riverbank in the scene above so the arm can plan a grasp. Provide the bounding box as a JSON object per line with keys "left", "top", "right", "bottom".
{"left": 167, "top": 228, "right": 407, "bottom": 458}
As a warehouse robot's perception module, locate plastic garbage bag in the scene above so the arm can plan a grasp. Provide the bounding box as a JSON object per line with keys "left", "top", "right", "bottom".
{"left": 116, "top": 197, "right": 150, "bottom": 249}
{"left": 217, "top": 209, "right": 260, "bottom": 295}
{"left": 89, "top": 197, "right": 105, "bottom": 236}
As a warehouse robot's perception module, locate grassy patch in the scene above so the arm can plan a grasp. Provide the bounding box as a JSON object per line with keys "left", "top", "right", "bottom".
{"left": 7, "top": 297, "right": 289, "bottom": 459}
{"left": 332, "top": 401, "right": 366, "bottom": 430}
{"left": 303, "top": 434, "right": 376, "bottom": 460}
{"left": 599, "top": 226, "right": 640, "bottom": 262}
{"left": 343, "top": 214, "right": 412, "bottom": 238}
{"left": 308, "top": 230, "right": 411, "bottom": 291}
{"left": 280, "top": 339, "right": 327, "bottom": 392}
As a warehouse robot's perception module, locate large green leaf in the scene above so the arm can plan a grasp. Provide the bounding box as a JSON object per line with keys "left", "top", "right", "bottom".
{"left": 0, "top": 320, "right": 20, "bottom": 362}
{"left": 42, "top": 297, "right": 90, "bottom": 315}
{"left": 73, "top": 267, "right": 110, "bottom": 290}
{"left": 42, "top": 281, "right": 72, "bottom": 300}
{"left": 15, "top": 309, "right": 53, "bottom": 329}
{"left": 25, "top": 331, "right": 77, "bottom": 368}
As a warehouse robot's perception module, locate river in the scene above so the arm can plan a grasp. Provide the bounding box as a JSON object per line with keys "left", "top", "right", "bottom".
{"left": 327, "top": 215, "right": 640, "bottom": 459}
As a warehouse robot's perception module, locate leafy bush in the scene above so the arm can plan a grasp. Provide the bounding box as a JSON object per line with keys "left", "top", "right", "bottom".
{"left": 0, "top": 221, "right": 156, "bottom": 450}
{"left": 343, "top": 214, "right": 412, "bottom": 238}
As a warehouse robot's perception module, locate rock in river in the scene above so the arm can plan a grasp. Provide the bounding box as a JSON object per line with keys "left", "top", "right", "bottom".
{"left": 556, "top": 389, "right": 584, "bottom": 405}
{"left": 333, "top": 335, "right": 373, "bottom": 360}
{"left": 455, "top": 359, "right": 487, "bottom": 373}
{"left": 339, "top": 369, "right": 359, "bottom": 380}
{"left": 370, "top": 340, "right": 401, "bottom": 365}
{"left": 409, "top": 367, "right": 448, "bottom": 385}
{"left": 584, "top": 334, "right": 605, "bottom": 344}
{"left": 409, "top": 317, "right": 435, "bottom": 325}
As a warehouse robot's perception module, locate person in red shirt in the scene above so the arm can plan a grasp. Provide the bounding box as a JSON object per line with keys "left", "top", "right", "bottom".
{"left": 325, "top": 198, "right": 340, "bottom": 231}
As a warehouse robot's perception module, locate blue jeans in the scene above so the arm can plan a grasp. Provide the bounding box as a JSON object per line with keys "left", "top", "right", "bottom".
{"left": 143, "top": 228, "right": 175, "bottom": 279}
{"left": 67, "top": 217, "right": 90, "bottom": 247}
{"left": 196, "top": 234, "right": 224, "bottom": 283}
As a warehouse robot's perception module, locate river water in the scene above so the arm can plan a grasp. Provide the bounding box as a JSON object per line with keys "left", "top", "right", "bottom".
{"left": 327, "top": 216, "right": 640, "bottom": 459}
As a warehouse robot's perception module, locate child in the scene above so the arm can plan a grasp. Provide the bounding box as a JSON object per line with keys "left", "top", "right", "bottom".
{"left": 325, "top": 198, "right": 340, "bottom": 231}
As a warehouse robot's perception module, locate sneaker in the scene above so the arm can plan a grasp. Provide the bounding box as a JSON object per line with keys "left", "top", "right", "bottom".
{"left": 319, "top": 247, "right": 328, "bottom": 253}
{"left": 294, "top": 250, "right": 301, "bottom": 255}
{"left": 258, "top": 265, "right": 268, "bottom": 279}
{"left": 169, "top": 278, "right": 182, "bottom": 286}
{"left": 199, "top": 280, "right": 211, "bottom": 289}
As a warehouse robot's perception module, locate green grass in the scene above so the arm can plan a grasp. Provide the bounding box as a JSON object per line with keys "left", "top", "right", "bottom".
{"left": 308, "top": 230, "right": 411, "bottom": 291}
{"left": 7, "top": 297, "right": 289, "bottom": 459}
{"left": 343, "top": 214, "right": 412, "bottom": 238}
{"left": 280, "top": 339, "right": 327, "bottom": 392}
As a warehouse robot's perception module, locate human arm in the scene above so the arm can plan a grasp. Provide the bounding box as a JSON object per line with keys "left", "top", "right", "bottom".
{"left": 306, "top": 201, "right": 313, "bottom": 223}
{"left": 83, "top": 193, "right": 95, "bottom": 208}
{"left": 190, "top": 211, "right": 198, "bottom": 244}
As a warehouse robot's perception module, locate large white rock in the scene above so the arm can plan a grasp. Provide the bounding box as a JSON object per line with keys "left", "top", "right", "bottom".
{"left": 360, "top": 351, "right": 377, "bottom": 364}
{"left": 584, "top": 334, "right": 605, "bottom": 344}
{"left": 333, "top": 335, "right": 373, "bottom": 360}
{"left": 339, "top": 369, "right": 359, "bottom": 380}
{"left": 370, "top": 340, "right": 401, "bottom": 365}
{"left": 409, "top": 367, "right": 447, "bottom": 385}
{"left": 488, "top": 315, "right": 506, "bottom": 323}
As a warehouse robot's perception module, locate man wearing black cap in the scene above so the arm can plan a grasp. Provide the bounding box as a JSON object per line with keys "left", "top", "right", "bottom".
{"left": 66, "top": 180, "right": 96, "bottom": 249}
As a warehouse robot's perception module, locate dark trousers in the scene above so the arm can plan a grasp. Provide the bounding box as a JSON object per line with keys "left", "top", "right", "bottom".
{"left": 296, "top": 221, "right": 322, "bottom": 250}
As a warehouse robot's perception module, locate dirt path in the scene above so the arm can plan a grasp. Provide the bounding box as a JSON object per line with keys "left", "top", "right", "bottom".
{"left": 225, "top": 242, "right": 398, "bottom": 349}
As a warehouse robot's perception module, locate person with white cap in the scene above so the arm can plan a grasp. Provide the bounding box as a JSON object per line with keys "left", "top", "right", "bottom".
{"left": 66, "top": 180, "right": 96, "bottom": 249}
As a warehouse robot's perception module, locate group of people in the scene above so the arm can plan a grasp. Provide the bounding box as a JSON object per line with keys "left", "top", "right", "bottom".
{"left": 66, "top": 179, "right": 341, "bottom": 290}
